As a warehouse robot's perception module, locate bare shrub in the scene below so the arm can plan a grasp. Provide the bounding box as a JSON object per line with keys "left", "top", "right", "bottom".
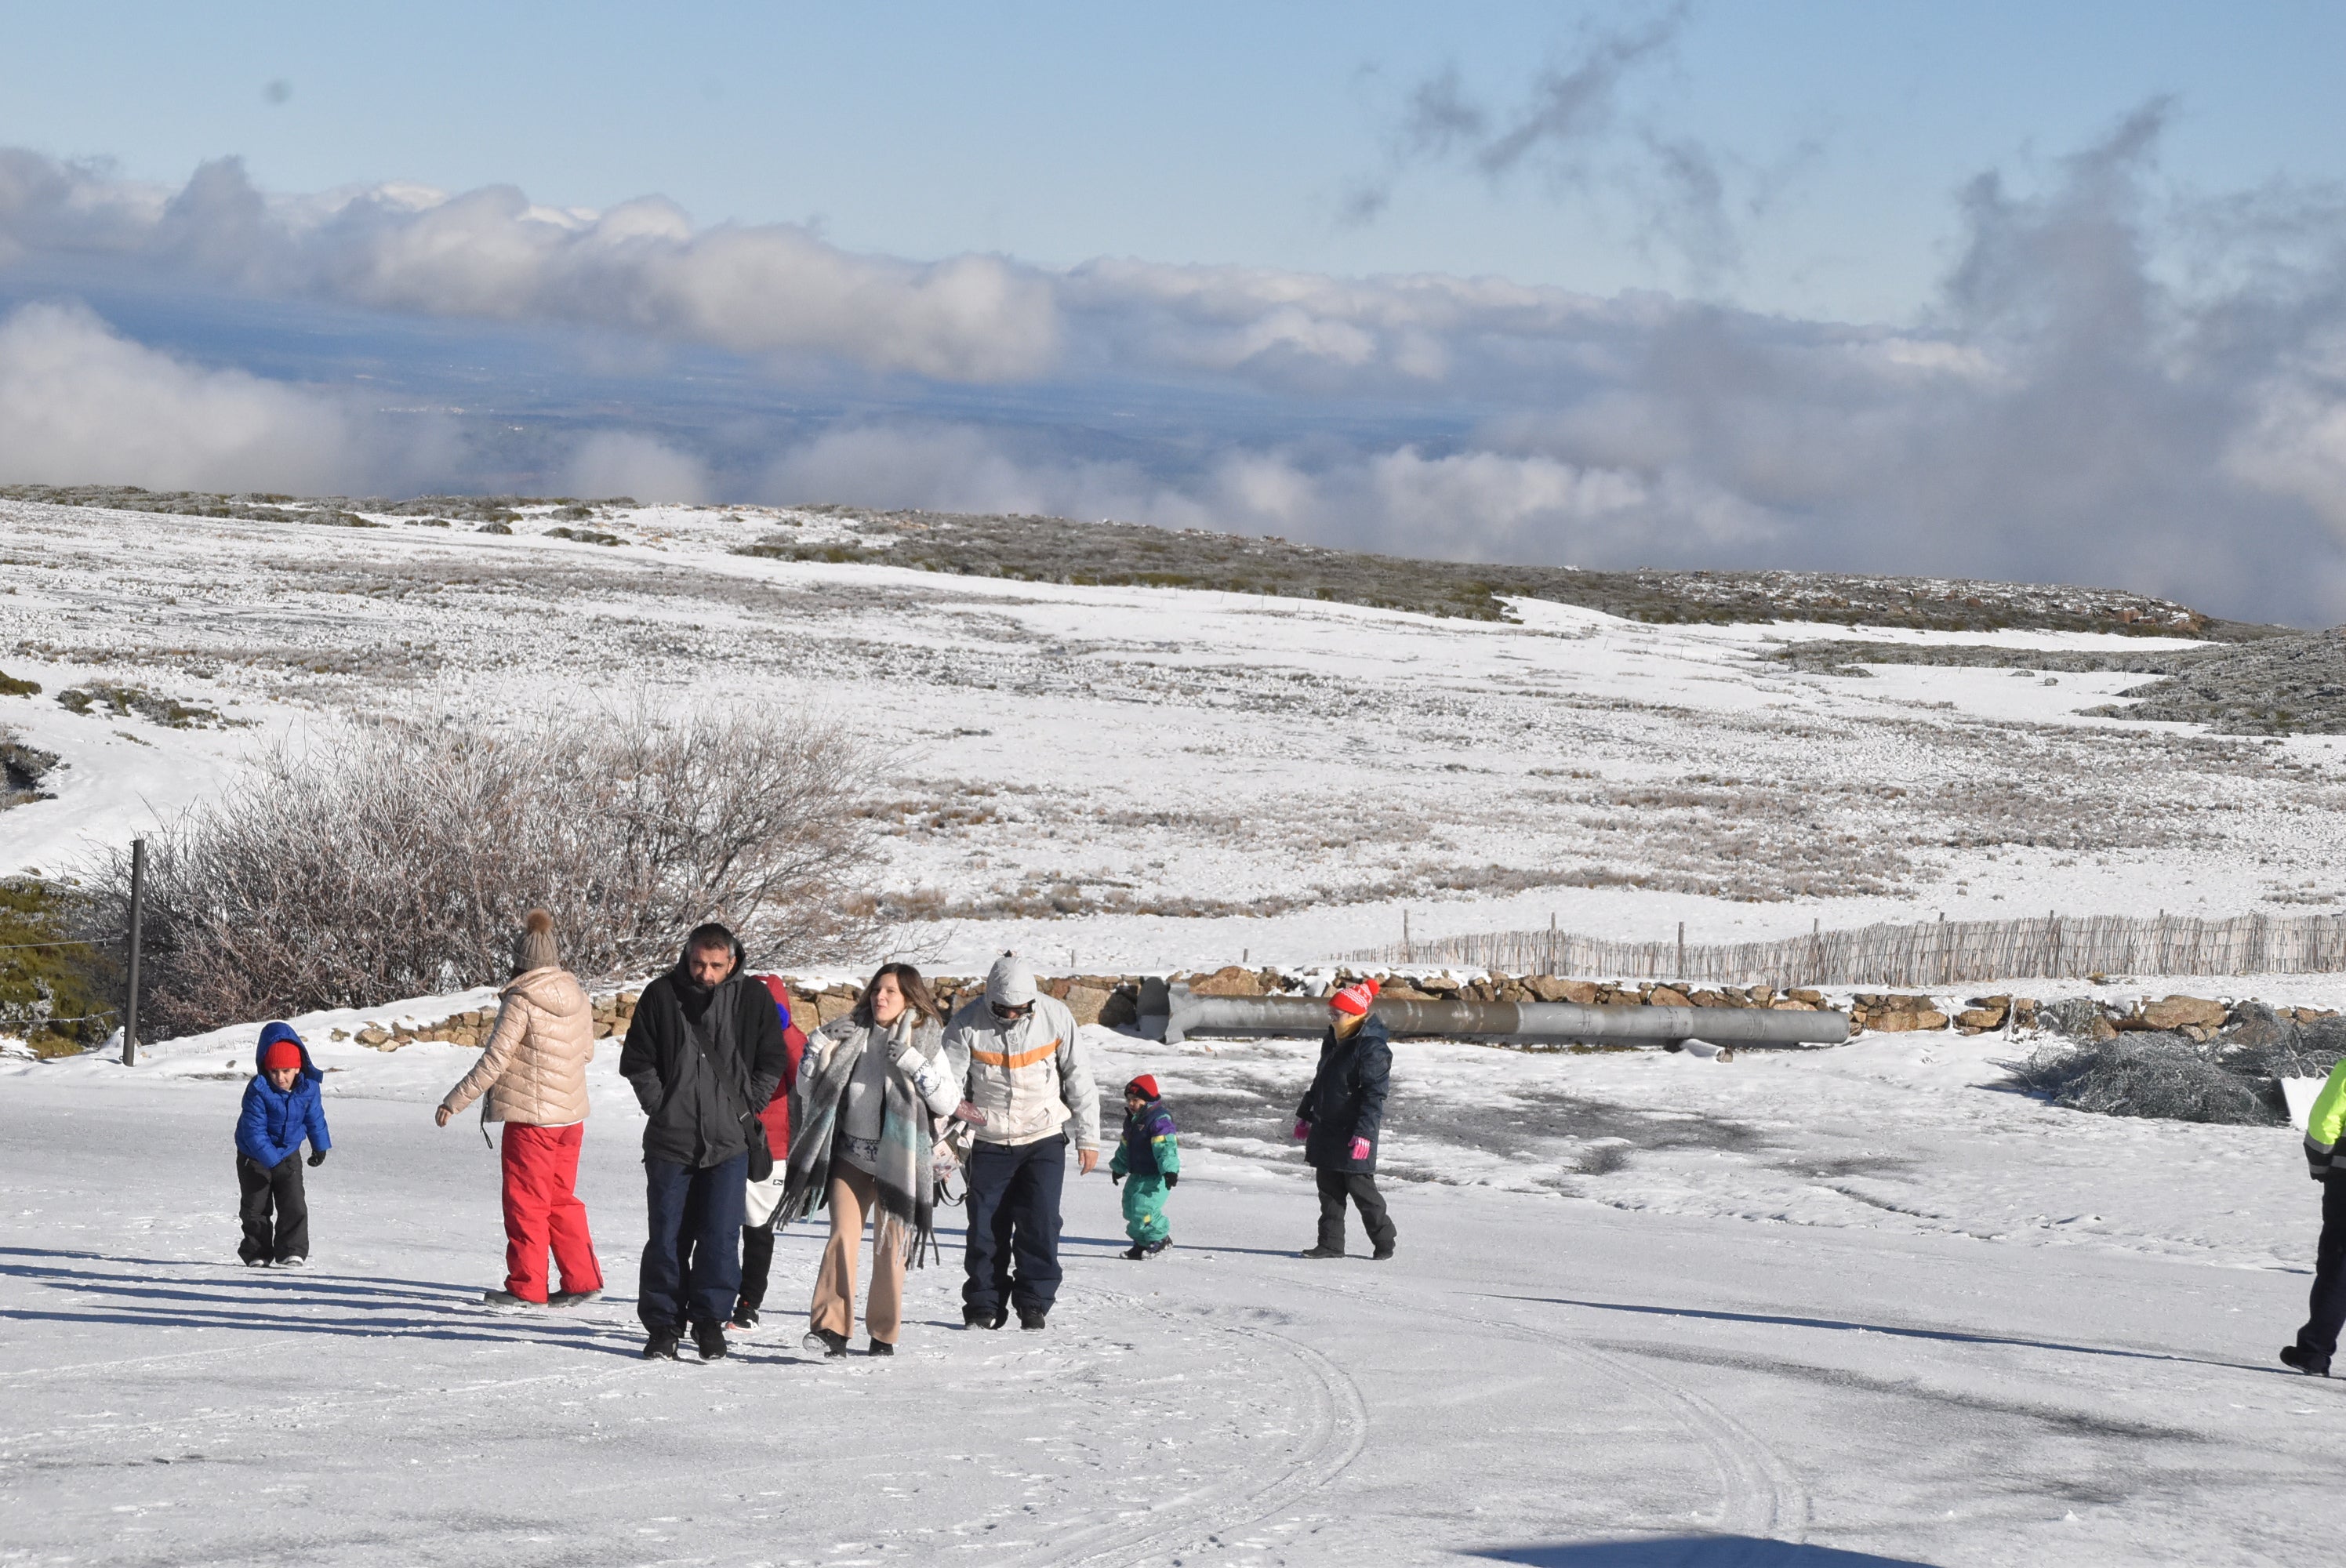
{"left": 2011, "top": 1034, "right": 2282, "bottom": 1126}
{"left": 85, "top": 709, "right": 882, "bottom": 1037}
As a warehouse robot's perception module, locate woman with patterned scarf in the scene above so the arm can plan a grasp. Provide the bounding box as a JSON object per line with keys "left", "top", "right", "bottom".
{"left": 779, "top": 963, "right": 964, "bottom": 1356}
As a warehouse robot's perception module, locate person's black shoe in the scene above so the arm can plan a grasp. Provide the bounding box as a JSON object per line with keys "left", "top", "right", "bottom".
{"left": 1299, "top": 1245, "right": 1346, "bottom": 1259}
{"left": 641, "top": 1330, "right": 682, "bottom": 1361}
{"left": 1018, "top": 1306, "right": 1048, "bottom": 1330}
{"left": 1121, "top": 1244, "right": 1149, "bottom": 1260}
{"left": 1144, "top": 1237, "right": 1172, "bottom": 1257}
{"left": 549, "top": 1289, "right": 601, "bottom": 1308}
{"left": 1371, "top": 1242, "right": 1396, "bottom": 1261}
{"left": 868, "top": 1338, "right": 895, "bottom": 1357}
{"left": 964, "top": 1305, "right": 1008, "bottom": 1330}
{"left": 2282, "top": 1345, "right": 2331, "bottom": 1376}
{"left": 804, "top": 1327, "right": 849, "bottom": 1357}
{"left": 481, "top": 1289, "right": 539, "bottom": 1310}
{"left": 725, "top": 1305, "right": 761, "bottom": 1334}
{"left": 692, "top": 1323, "right": 728, "bottom": 1361}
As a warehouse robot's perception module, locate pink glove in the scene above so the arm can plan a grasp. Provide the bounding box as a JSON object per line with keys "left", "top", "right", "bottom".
{"left": 954, "top": 1101, "right": 990, "bottom": 1127}
{"left": 1292, "top": 1120, "right": 1310, "bottom": 1142}
{"left": 1349, "top": 1137, "right": 1371, "bottom": 1162}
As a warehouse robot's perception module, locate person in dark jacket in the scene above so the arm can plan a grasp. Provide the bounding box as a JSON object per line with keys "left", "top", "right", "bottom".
{"left": 728, "top": 975, "right": 808, "bottom": 1333}
{"left": 234, "top": 1022, "right": 332, "bottom": 1266}
{"left": 619, "top": 923, "right": 790, "bottom": 1362}
{"left": 1293, "top": 978, "right": 1396, "bottom": 1260}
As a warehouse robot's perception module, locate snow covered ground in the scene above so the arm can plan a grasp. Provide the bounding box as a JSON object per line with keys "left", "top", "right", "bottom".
{"left": 2, "top": 1017, "right": 2334, "bottom": 1566}
{"left": 3, "top": 495, "right": 2341, "bottom": 971}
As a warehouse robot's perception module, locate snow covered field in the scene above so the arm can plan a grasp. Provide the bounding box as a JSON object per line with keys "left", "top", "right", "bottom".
{"left": 2, "top": 1017, "right": 2334, "bottom": 1566}
{"left": 3, "top": 495, "right": 2341, "bottom": 970}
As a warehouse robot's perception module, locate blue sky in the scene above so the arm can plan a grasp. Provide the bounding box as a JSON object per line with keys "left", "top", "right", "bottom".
{"left": 3, "top": 3, "right": 2346, "bottom": 620}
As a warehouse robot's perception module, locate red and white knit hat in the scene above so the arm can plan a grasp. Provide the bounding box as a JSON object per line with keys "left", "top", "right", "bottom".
{"left": 1329, "top": 977, "right": 1382, "bottom": 1017}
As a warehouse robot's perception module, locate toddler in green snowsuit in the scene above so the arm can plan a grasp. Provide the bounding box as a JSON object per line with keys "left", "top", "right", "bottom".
{"left": 1110, "top": 1074, "right": 1179, "bottom": 1259}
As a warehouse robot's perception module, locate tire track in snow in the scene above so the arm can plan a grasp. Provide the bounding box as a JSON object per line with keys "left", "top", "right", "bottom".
{"left": 1278, "top": 1269, "right": 1811, "bottom": 1545}
{"left": 997, "top": 1299, "right": 1368, "bottom": 1568}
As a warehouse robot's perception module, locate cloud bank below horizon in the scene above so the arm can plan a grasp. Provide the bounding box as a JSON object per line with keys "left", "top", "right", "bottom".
{"left": 4, "top": 107, "right": 2346, "bottom": 622}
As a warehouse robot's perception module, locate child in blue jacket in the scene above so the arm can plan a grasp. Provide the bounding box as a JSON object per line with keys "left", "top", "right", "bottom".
{"left": 1109, "top": 1074, "right": 1180, "bottom": 1258}
{"left": 235, "top": 1022, "right": 332, "bottom": 1266}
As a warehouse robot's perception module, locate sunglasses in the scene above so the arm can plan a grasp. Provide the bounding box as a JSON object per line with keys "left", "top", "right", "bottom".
{"left": 990, "top": 1001, "right": 1034, "bottom": 1021}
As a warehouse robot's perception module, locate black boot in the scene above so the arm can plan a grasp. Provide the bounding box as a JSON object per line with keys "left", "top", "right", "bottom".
{"left": 1018, "top": 1306, "right": 1048, "bottom": 1330}
{"left": 804, "top": 1327, "right": 849, "bottom": 1357}
{"left": 867, "top": 1338, "right": 895, "bottom": 1357}
{"left": 641, "top": 1329, "right": 682, "bottom": 1360}
{"left": 1300, "top": 1244, "right": 1345, "bottom": 1259}
{"left": 692, "top": 1322, "right": 728, "bottom": 1362}
{"left": 964, "top": 1304, "right": 1008, "bottom": 1330}
{"left": 2282, "top": 1345, "right": 2331, "bottom": 1376}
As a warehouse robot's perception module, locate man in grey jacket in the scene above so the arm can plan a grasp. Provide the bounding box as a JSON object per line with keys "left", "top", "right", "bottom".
{"left": 943, "top": 954, "right": 1099, "bottom": 1330}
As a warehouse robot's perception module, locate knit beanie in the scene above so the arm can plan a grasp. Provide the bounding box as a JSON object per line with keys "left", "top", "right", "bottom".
{"left": 514, "top": 909, "right": 558, "bottom": 973}
{"left": 1125, "top": 1074, "right": 1160, "bottom": 1100}
{"left": 1330, "top": 977, "right": 1382, "bottom": 1018}
{"left": 986, "top": 953, "right": 1038, "bottom": 1007}
{"left": 260, "top": 1036, "right": 303, "bottom": 1073}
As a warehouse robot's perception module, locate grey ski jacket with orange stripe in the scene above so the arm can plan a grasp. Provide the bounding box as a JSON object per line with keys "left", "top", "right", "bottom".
{"left": 942, "top": 994, "right": 1101, "bottom": 1151}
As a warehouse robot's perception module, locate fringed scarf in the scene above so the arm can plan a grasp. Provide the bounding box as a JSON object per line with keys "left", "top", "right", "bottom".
{"left": 778, "top": 1014, "right": 945, "bottom": 1267}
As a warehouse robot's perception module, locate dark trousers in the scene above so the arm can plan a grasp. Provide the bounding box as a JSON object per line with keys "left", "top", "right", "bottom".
{"left": 1315, "top": 1168, "right": 1395, "bottom": 1253}
{"left": 963, "top": 1136, "right": 1066, "bottom": 1315}
{"left": 236, "top": 1153, "right": 309, "bottom": 1263}
{"left": 736, "top": 1221, "right": 777, "bottom": 1315}
{"left": 2297, "top": 1175, "right": 2346, "bottom": 1364}
{"left": 639, "top": 1153, "right": 747, "bottom": 1332}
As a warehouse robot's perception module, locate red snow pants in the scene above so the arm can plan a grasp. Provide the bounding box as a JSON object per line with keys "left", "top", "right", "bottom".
{"left": 501, "top": 1123, "right": 603, "bottom": 1303}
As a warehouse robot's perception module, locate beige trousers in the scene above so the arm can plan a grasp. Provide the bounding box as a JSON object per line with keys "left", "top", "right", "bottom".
{"left": 809, "top": 1164, "right": 906, "bottom": 1345}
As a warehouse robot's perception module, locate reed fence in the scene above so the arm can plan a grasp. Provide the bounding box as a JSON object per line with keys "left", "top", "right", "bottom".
{"left": 1338, "top": 911, "right": 2346, "bottom": 989}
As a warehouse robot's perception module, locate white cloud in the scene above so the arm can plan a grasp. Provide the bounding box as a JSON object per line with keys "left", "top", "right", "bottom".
{"left": 561, "top": 430, "right": 710, "bottom": 505}
{"left": 0, "top": 302, "right": 431, "bottom": 493}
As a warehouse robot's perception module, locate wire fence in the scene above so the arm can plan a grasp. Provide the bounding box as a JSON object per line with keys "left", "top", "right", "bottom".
{"left": 1337, "top": 911, "right": 2346, "bottom": 989}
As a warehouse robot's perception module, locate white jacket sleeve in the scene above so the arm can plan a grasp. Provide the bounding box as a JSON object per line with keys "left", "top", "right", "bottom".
{"left": 896, "top": 1027, "right": 962, "bottom": 1119}
{"left": 1050, "top": 1004, "right": 1101, "bottom": 1149}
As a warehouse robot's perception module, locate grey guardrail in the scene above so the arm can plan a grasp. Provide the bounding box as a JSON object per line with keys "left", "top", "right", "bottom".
{"left": 1157, "top": 986, "right": 1850, "bottom": 1048}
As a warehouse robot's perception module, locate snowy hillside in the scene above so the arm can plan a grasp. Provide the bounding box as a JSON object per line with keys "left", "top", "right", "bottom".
{"left": 2, "top": 492, "right": 2340, "bottom": 972}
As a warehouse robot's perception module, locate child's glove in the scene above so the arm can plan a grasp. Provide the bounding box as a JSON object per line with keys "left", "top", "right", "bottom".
{"left": 1348, "top": 1137, "right": 1371, "bottom": 1163}
{"left": 307, "top": 1149, "right": 328, "bottom": 1167}
{"left": 1111, "top": 1171, "right": 1124, "bottom": 1185}
{"left": 1164, "top": 1172, "right": 1178, "bottom": 1188}
{"left": 1292, "top": 1119, "right": 1309, "bottom": 1142}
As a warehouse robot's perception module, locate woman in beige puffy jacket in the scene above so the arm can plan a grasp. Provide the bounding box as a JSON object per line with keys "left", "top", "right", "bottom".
{"left": 434, "top": 910, "right": 605, "bottom": 1310}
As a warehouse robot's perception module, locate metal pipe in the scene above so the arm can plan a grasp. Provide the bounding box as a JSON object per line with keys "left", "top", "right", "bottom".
{"left": 1159, "top": 986, "right": 1848, "bottom": 1048}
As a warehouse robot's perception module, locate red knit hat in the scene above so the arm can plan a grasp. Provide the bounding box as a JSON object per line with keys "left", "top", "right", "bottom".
{"left": 1124, "top": 1074, "right": 1160, "bottom": 1100}
{"left": 1330, "top": 977, "right": 1382, "bottom": 1017}
{"left": 260, "top": 1038, "right": 303, "bottom": 1073}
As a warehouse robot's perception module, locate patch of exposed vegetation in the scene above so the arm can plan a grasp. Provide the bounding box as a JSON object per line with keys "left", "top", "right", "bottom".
{"left": 0, "top": 670, "right": 39, "bottom": 697}
{"left": 2083, "top": 627, "right": 2346, "bottom": 733}
{"left": 1, "top": 735, "right": 60, "bottom": 806}
{"left": 1764, "top": 641, "right": 2217, "bottom": 678}
{"left": 545, "top": 525, "right": 625, "bottom": 546}
{"left": 56, "top": 684, "right": 236, "bottom": 728}
{"left": 739, "top": 506, "right": 2227, "bottom": 634}
{"left": 0, "top": 877, "right": 115, "bottom": 1057}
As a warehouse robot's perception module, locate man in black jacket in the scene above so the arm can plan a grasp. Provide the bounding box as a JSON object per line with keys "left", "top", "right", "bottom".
{"left": 619, "top": 923, "right": 788, "bottom": 1362}
{"left": 1293, "top": 976, "right": 1396, "bottom": 1260}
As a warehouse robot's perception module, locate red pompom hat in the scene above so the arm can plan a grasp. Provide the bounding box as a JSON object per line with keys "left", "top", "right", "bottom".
{"left": 1124, "top": 1074, "right": 1160, "bottom": 1100}
{"left": 1330, "top": 977, "right": 1382, "bottom": 1017}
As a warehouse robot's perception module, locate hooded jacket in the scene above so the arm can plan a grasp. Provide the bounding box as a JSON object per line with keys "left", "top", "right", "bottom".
{"left": 1295, "top": 1014, "right": 1391, "bottom": 1174}
{"left": 942, "top": 957, "right": 1100, "bottom": 1150}
{"left": 438, "top": 966, "right": 597, "bottom": 1127}
{"left": 619, "top": 935, "right": 790, "bottom": 1167}
{"left": 236, "top": 1023, "right": 332, "bottom": 1167}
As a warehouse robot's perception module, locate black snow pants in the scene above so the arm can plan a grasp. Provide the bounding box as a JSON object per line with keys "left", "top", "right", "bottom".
{"left": 735, "top": 1220, "right": 778, "bottom": 1316}
{"left": 2297, "top": 1174, "right": 2346, "bottom": 1365}
{"left": 963, "top": 1135, "right": 1066, "bottom": 1316}
{"left": 237, "top": 1152, "right": 310, "bottom": 1264}
{"left": 1315, "top": 1169, "right": 1395, "bottom": 1254}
